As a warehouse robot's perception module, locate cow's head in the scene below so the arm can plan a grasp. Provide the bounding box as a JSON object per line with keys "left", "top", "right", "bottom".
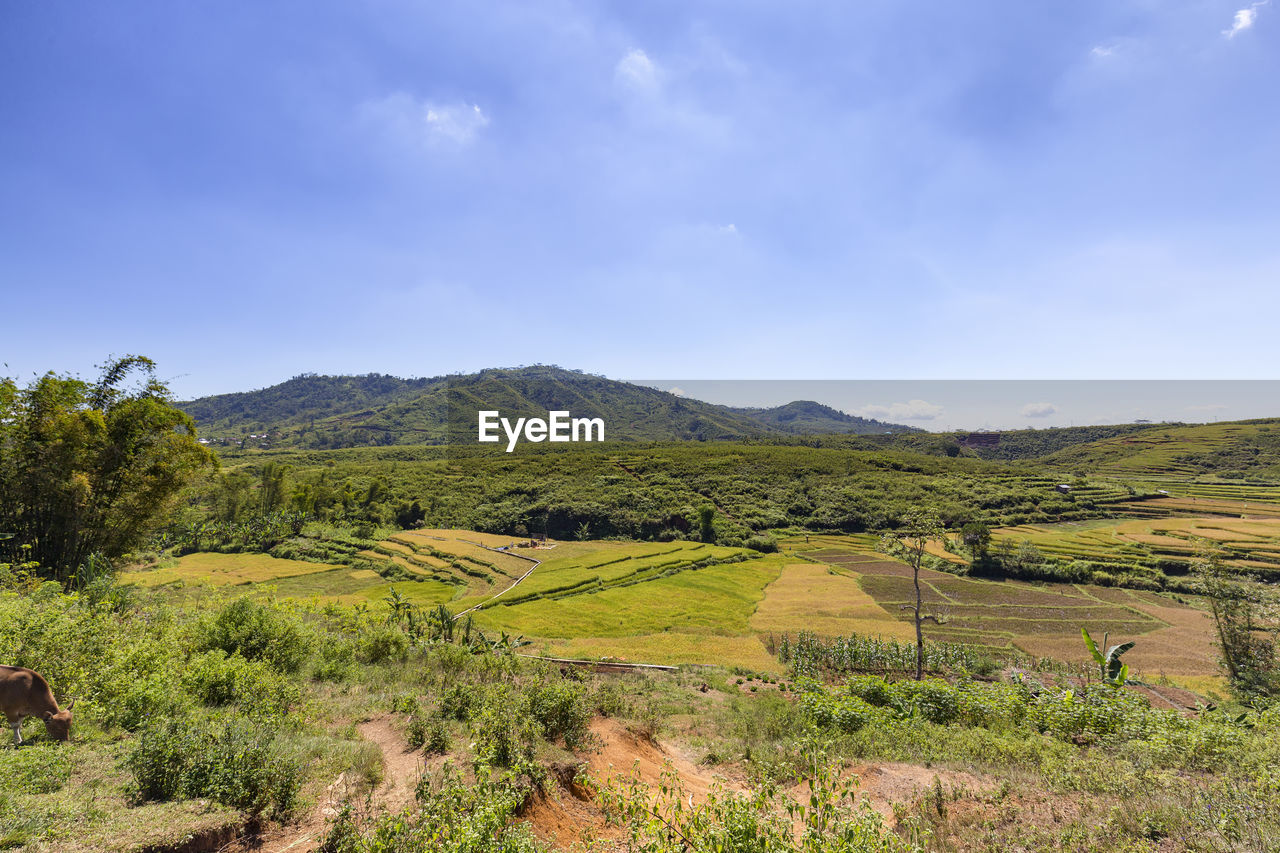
{"left": 42, "top": 699, "right": 74, "bottom": 741}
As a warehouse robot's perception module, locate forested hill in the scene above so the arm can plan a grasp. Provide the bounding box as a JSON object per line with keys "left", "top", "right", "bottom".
{"left": 733, "top": 400, "right": 921, "bottom": 435}
{"left": 181, "top": 366, "right": 915, "bottom": 449}
{"left": 180, "top": 373, "right": 440, "bottom": 436}
{"left": 953, "top": 424, "right": 1162, "bottom": 461}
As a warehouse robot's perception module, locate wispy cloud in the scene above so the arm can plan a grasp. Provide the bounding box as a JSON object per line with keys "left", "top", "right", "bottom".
{"left": 1021, "top": 402, "right": 1057, "bottom": 418}
{"left": 360, "top": 93, "right": 490, "bottom": 147}
{"left": 1090, "top": 44, "right": 1116, "bottom": 58}
{"left": 615, "top": 49, "right": 660, "bottom": 95}
{"left": 855, "top": 399, "right": 945, "bottom": 422}
{"left": 1224, "top": 2, "right": 1268, "bottom": 38}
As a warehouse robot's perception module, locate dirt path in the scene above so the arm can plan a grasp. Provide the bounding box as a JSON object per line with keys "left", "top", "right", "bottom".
{"left": 228, "top": 717, "right": 421, "bottom": 853}
{"left": 355, "top": 717, "right": 422, "bottom": 812}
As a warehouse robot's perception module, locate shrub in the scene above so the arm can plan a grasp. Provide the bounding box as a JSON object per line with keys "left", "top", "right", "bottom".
{"left": 126, "top": 713, "right": 302, "bottom": 817}
{"left": 198, "top": 598, "right": 311, "bottom": 673}
{"left": 527, "top": 682, "right": 589, "bottom": 748}
{"left": 356, "top": 626, "right": 409, "bottom": 664}
{"left": 181, "top": 649, "right": 299, "bottom": 715}
{"left": 407, "top": 712, "right": 449, "bottom": 755}
{"left": 313, "top": 635, "right": 357, "bottom": 682}
{"left": 743, "top": 535, "right": 779, "bottom": 553}
{"left": 435, "top": 684, "right": 475, "bottom": 722}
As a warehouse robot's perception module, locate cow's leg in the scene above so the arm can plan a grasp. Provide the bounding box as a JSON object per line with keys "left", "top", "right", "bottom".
{"left": 10, "top": 718, "right": 21, "bottom": 747}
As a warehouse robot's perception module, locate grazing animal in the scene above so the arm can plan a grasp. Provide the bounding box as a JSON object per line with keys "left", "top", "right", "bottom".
{"left": 0, "top": 665, "right": 74, "bottom": 746}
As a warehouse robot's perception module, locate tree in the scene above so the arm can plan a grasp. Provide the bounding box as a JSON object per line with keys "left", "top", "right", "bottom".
{"left": 960, "top": 521, "right": 991, "bottom": 562}
{"left": 0, "top": 356, "right": 215, "bottom": 584}
{"left": 1194, "top": 546, "right": 1278, "bottom": 698}
{"left": 698, "top": 505, "right": 716, "bottom": 543}
{"left": 880, "top": 509, "right": 945, "bottom": 680}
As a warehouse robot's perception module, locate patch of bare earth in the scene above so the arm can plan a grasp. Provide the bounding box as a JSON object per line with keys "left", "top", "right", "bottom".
{"left": 523, "top": 718, "right": 997, "bottom": 850}
{"left": 522, "top": 718, "right": 741, "bottom": 851}
{"left": 789, "top": 763, "right": 992, "bottom": 826}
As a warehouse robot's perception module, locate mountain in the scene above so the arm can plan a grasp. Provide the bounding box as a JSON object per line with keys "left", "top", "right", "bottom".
{"left": 733, "top": 400, "right": 919, "bottom": 435}
{"left": 182, "top": 366, "right": 891, "bottom": 448}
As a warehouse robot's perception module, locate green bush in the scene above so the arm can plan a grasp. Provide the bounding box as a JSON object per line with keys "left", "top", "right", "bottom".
{"left": 356, "top": 626, "right": 409, "bottom": 664}
{"left": 527, "top": 681, "right": 589, "bottom": 748}
{"left": 407, "top": 712, "right": 449, "bottom": 755}
{"left": 470, "top": 688, "right": 540, "bottom": 768}
{"left": 743, "top": 535, "right": 779, "bottom": 553}
{"left": 313, "top": 635, "right": 357, "bottom": 682}
{"left": 197, "top": 598, "right": 311, "bottom": 673}
{"left": 181, "top": 649, "right": 299, "bottom": 715}
{"left": 440, "top": 683, "right": 478, "bottom": 721}
{"left": 126, "top": 712, "right": 301, "bottom": 818}
{"left": 319, "top": 763, "right": 540, "bottom": 853}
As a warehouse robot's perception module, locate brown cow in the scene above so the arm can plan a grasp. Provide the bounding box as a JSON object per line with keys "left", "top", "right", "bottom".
{"left": 1, "top": 665, "right": 74, "bottom": 746}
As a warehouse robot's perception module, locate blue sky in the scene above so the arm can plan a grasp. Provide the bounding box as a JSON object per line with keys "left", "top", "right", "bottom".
{"left": 2, "top": 1, "right": 1278, "bottom": 400}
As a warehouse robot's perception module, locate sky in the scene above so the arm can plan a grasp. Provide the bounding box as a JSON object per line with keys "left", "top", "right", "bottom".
{"left": 2, "top": 1, "right": 1279, "bottom": 401}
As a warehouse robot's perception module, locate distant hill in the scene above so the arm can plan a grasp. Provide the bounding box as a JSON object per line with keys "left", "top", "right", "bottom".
{"left": 733, "top": 400, "right": 920, "bottom": 435}
{"left": 182, "top": 366, "right": 916, "bottom": 448}
{"left": 1036, "top": 419, "right": 1280, "bottom": 478}
{"left": 951, "top": 424, "right": 1161, "bottom": 461}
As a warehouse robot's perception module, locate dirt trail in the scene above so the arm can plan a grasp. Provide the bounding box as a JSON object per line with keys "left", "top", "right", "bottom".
{"left": 356, "top": 717, "right": 423, "bottom": 812}
{"left": 227, "top": 717, "right": 422, "bottom": 853}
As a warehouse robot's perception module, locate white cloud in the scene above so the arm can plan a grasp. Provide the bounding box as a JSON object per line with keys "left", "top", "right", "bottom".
{"left": 718, "top": 224, "right": 738, "bottom": 235}
{"left": 854, "top": 399, "right": 945, "bottom": 422}
{"left": 615, "top": 49, "right": 660, "bottom": 94}
{"left": 425, "top": 103, "right": 489, "bottom": 144}
{"left": 1021, "top": 402, "right": 1058, "bottom": 418}
{"left": 1225, "top": 2, "right": 1267, "bottom": 38}
{"left": 360, "top": 93, "right": 489, "bottom": 147}
{"left": 667, "top": 386, "right": 685, "bottom": 397}
{"left": 1090, "top": 44, "right": 1115, "bottom": 58}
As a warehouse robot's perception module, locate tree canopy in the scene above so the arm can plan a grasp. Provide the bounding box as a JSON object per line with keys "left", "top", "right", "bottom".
{"left": 0, "top": 356, "right": 215, "bottom": 584}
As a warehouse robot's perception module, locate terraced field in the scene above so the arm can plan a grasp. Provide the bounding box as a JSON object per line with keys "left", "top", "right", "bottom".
{"left": 120, "top": 552, "right": 345, "bottom": 587}
{"left": 992, "top": 514, "right": 1280, "bottom": 577}
{"left": 781, "top": 535, "right": 1221, "bottom": 682}
{"left": 130, "top": 527, "right": 1224, "bottom": 684}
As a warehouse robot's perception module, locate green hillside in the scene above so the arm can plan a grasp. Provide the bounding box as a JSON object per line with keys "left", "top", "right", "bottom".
{"left": 181, "top": 366, "right": 912, "bottom": 449}
{"left": 733, "top": 399, "right": 919, "bottom": 435}
{"left": 1039, "top": 419, "right": 1280, "bottom": 479}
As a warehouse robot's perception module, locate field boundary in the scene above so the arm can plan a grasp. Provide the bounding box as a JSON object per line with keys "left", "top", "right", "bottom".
{"left": 453, "top": 542, "right": 541, "bottom": 618}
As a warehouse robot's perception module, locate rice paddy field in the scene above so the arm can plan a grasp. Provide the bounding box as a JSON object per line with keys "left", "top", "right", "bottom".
{"left": 127, "top": 527, "right": 1227, "bottom": 689}
{"left": 779, "top": 534, "right": 1222, "bottom": 685}
{"left": 991, "top": 512, "right": 1280, "bottom": 576}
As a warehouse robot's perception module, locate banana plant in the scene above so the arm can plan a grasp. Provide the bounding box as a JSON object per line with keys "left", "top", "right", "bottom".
{"left": 1081, "top": 628, "right": 1135, "bottom": 688}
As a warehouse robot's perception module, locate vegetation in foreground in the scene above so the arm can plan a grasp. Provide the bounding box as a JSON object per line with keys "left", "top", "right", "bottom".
{"left": 1, "top": 570, "right": 1279, "bottom": 852}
